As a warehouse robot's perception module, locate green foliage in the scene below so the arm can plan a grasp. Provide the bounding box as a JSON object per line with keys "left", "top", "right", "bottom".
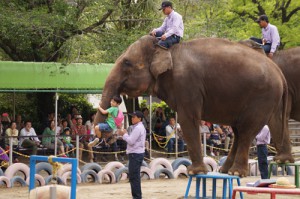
{"left": 58, "top": 93, "right": 95, "bottom": 121}
{"left": 139, "top": 99, "right": 175, "bottom": 119}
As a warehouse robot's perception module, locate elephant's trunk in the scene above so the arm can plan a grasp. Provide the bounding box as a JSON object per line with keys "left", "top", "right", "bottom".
{"left": 93, "top": 64, "right": 122, "bottom": 126}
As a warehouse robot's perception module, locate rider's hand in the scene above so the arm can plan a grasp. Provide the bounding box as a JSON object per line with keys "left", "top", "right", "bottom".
{"left": 161, "top": 34, "right": 167, "bottom": 40}
{"left": 268, "top": 52, "right": 273, "bottom": 59}
{"left": 151, "top": 30, "right": 156, "bottom": 36}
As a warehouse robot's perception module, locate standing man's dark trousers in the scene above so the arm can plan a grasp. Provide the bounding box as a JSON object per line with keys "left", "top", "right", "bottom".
{"left": 155, "top": 31, "right": 180, "bottom": 49}
{"left": 257, "top": 144, "right": 269, "bottom": 179}
{"left": 250, "top": 37, "right": 271, "bottom": 53}
{"left": 128, "top": 153, "right": 144, "bottom": 199}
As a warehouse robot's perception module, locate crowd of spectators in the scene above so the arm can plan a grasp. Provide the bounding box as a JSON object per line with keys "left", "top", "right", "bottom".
{"left": 200, "top": 120, "right": 234, "bottom": 156}
{"left": 0, "top": 105, "right": 237, "bottom": 166}
{"left": 0, "top": 106, "right": 129, "bottom": 164}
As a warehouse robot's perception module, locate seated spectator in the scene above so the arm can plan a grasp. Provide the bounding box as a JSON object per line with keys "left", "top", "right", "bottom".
{"left": 165, "top": 116, "right": 184, "bottom": 158}
{"left": 152, "top": 107, "right": 166, "bottom": 136}
{"left": 5, "top": 121, "right": 19, "bottom": 163}
{"left": 220, "top": 125, "right": 233, "bottom": 152}
{"left": 1, "top": 113, "right": 11, "bottom": 148}
{"left": 200, "top": 120, "right": 210, "bottom": 141}
{"left": 15, "top": 114, "right": 24, "bottom": 132}
{"left": 1, "top": 113, "right": 11, "bottom": 131}
{"left": 55, "top": 117, "right": 62, "bottom": 136}
{"left": 19, "top": 121, "right": 41, "bottom": 155}
{"left": 71, "top": 115, "right": 94, "bottom": 162}
{"left": 209, "top": 124, "right": 222, "bottom": 156}
{"left": 85, "top": 112, "right": 96, "bottom": 136}
{"left": 0, "top": 146, "right": 9, "bottom": 169}
{"left": 60, "top": 119, "right": 69, "bottom": 134}
{"left": 60, "top": 127, "right": 74, "bottom": 157}
{"left": 42, "top": 120, "right": 66, "bottom": 157}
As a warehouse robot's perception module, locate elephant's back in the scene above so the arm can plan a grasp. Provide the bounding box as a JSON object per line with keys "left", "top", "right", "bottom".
{"left": 171, "top": 38, "right": 285, "bottom": 114}
{"left": 173, "top": 38, "right": 282, "bottom": 86}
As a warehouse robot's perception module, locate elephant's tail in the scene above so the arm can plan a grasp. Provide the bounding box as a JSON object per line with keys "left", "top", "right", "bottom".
{"left": 281, "top": 77, "right": 288, "bottom": 147}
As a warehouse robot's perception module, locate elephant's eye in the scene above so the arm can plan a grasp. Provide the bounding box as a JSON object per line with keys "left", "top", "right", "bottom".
{"left": 123, "top": 59, "right": 132, "bottom": 67}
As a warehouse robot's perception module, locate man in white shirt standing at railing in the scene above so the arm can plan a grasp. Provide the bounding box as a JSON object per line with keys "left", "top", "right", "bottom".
{"left": 19, "top": 121, "right": 40, "bottom": 155}
{"left": 256, "top": 125, "right": 271, "bottom": 179}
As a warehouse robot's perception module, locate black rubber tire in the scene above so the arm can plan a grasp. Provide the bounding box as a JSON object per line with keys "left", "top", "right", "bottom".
{"left": 44, "top": 175, "right": 64, "bottom": 185}
{"left": 35, "top": 162, "right": 52, "bottom": 175}
{"left": 80, "top": 163, "right": 102, "bottom": 173}
{"left": 10, "top": 176, "right": 27, "bottom": 187}
{"left": 80, "top": 170, "right": 99, "bottom": 183}
{"left": 114, "top": 167, "right": 129, "bottom": 183}
{"left": 219, "top": 156, "right": 227, "bottom": 166}
{"left": 171, "top": 158, "right": 192, "bottom": 171}
{"left": 154, "top": 168, "right": 174, "bottom": 179}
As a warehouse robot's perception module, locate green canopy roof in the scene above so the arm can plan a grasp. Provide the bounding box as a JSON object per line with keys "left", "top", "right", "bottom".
{"left": 0, "top": 61, "right": 114, "bottom": 93}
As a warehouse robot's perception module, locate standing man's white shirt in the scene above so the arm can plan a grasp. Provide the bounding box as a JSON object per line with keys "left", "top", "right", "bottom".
{"left": 123, "top": 121, "right": 146, "bottom": 154}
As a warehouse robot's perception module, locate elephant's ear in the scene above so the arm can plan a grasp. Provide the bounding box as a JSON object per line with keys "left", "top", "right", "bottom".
{"left": 150, "top": 47, "right": 173, "bottom": 79}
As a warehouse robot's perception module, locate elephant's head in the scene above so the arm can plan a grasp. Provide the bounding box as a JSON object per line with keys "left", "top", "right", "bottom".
{"left": 94, "top": 35, "right": 173, "bottom": 124}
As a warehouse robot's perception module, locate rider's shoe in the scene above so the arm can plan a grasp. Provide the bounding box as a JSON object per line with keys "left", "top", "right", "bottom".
{"left": 156, "top": 44, "right": 168, "bottom": 50}
{"left": 88, "top": 138, "right": 99, "bottom": 147}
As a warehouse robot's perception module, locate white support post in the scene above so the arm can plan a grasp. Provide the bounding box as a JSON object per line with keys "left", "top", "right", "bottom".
{"left": 76, "top": 135, "right": 79, "bottom": 165}
{"left": 9, "top": 137, "right": 13, "bottom": 165}
{"left": 54, "top": 93, "right": 59, "bottom": 156}
{"left": 149, "top": 95, "right": 152, "bottom": 159}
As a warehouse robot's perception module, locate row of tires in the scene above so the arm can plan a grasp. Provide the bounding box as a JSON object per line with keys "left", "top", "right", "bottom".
{"left": 2, "top": 156, "right": 296, "bottom": 188}
{"left": 0, "top": 157, "right": 219, "bottom": 188}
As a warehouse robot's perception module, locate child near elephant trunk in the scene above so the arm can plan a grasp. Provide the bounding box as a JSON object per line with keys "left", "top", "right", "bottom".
{"left": 88, "top": 95, "right": 122, "bottom": 147}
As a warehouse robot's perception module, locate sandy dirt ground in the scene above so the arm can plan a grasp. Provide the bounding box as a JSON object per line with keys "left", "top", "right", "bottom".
{"left": 1, "top": 175, "right": 299, "bottom": 199}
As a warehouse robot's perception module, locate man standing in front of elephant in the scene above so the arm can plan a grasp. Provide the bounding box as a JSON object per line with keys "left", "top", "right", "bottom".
{"left": 250, "top": 15, "right": 280, "bottom": 59}
{"left": 118, "top": 111, "right": 146, "bottom": 199}
{"left": 256, "top": 125, "right": 271, "bottom": 179}
{"left": 151, "top": 1, "right": 184, "bottom": 49}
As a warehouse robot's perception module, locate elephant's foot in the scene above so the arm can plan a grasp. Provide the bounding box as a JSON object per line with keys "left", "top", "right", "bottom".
{"left": 273, "top": 153, "right": 294, "bottom": 164}
{"left": 187, "top": 163, "right": 208, "bottom": 175}
{"left": 227, "top": 165, "right": 248, "bottom": 177}
{"left": 219, "top": 159, "right": 233, "bottom": 174}
{"left": 219, "top": 164, "right": 230, "bottom": 174}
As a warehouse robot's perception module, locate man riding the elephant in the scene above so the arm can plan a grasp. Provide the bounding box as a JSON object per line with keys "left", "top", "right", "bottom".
{"left": 151, "top": 1, "right": 184, "bottom": 49}
{"left": 250, "top": 14, "right": 280, "bottom": 59}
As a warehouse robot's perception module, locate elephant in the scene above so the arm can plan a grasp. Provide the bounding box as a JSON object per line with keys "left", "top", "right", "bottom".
{"left": 94, "top": 35, "right": 293, "bottom": 177}
{"left": 239, "top": 40, "right": 300, "bottom": 160}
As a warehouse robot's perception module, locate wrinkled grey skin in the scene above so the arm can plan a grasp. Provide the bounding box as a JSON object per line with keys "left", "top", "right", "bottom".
{"left": 94, "top": 35, "right": 292, "bottom": 177}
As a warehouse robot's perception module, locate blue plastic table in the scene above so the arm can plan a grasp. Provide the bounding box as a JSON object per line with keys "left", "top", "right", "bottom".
{"left": 184, "top": 172, "right": 243, "bottom": 199}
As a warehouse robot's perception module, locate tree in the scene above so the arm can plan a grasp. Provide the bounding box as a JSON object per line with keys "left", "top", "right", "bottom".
{"left": 230, "top": 0, "right": 300, "bottom": 48}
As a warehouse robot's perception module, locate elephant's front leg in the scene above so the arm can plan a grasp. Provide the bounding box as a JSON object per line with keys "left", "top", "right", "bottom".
{"left": 180, "top": 118, "right": 208, "bottom": 174}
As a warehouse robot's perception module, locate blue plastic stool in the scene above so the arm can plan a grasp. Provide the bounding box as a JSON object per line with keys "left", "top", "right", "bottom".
{"left": 184, "top": 172, "right": 244, "bottom": 199}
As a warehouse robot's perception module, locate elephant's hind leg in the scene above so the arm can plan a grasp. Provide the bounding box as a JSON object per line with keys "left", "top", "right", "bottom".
{"left": 227, "top": 123, "right": 262, "bottom": 177}
{"left": 219, "top": 127, "right": 238, "bottom": 174}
